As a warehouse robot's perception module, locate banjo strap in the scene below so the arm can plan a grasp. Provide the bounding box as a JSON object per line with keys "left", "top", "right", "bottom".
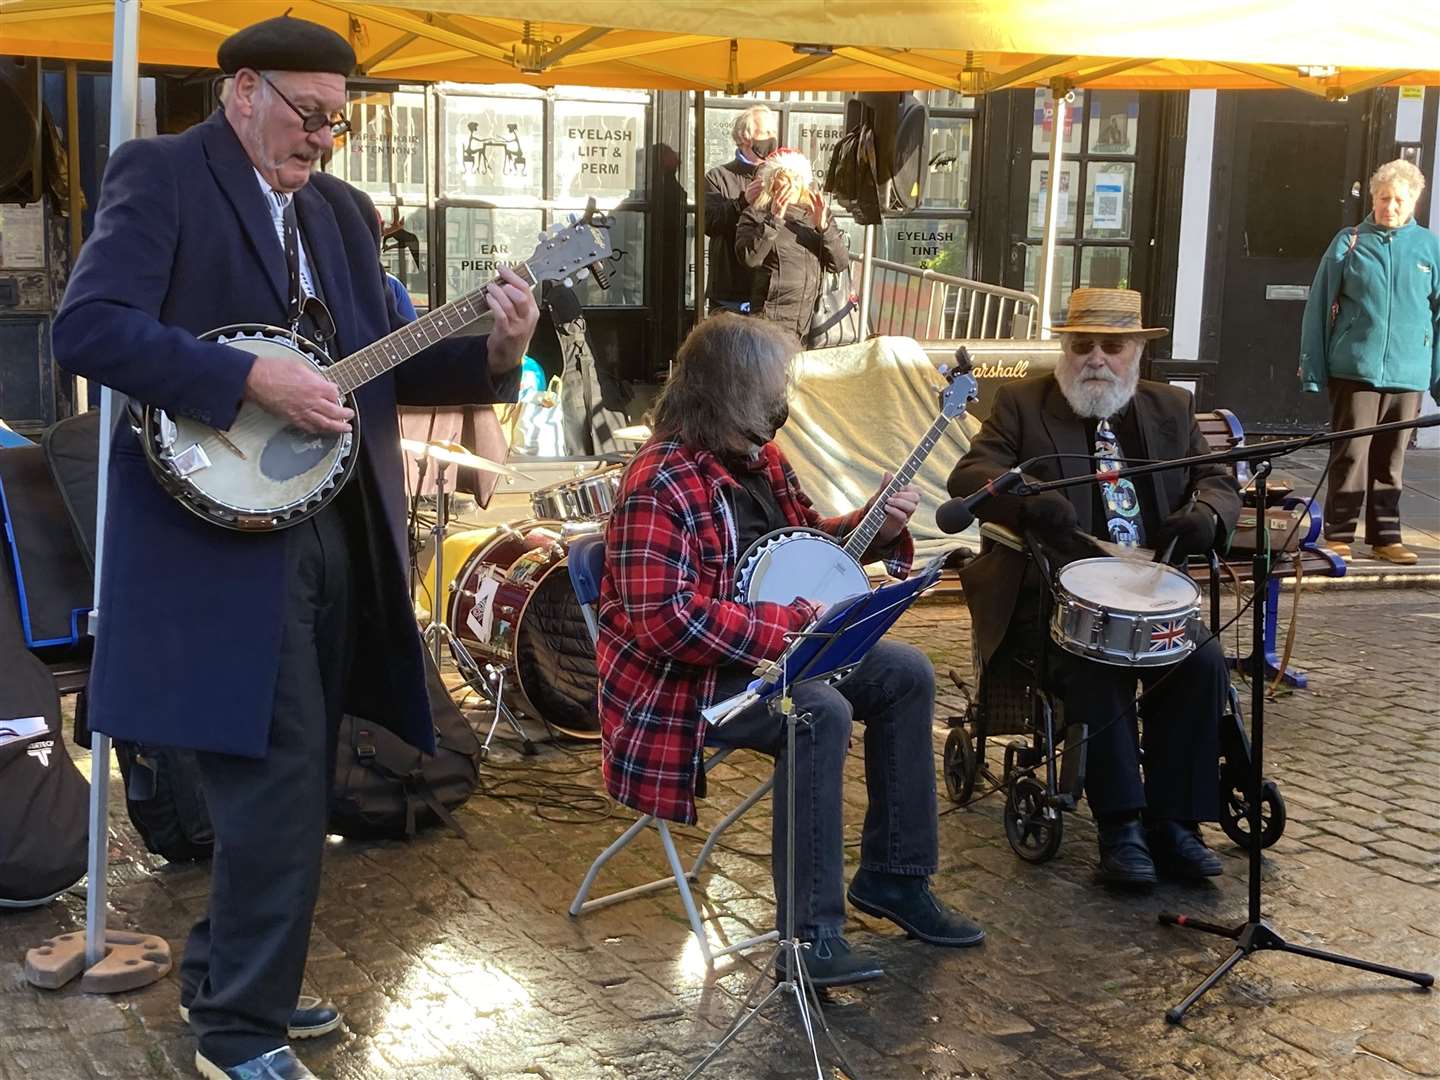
{"left": 276, "top": 192, "right": 337, "bottom": 357}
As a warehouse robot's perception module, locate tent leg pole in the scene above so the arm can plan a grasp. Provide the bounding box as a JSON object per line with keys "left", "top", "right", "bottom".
{"left": 1037, "top": 78, "right": 1070, "bottom": 340}
{"left": 858, "top": 224, "right": 876, "bottom": 338}
{"left": 693, "top": 91, "right": 706, "bottom": 335}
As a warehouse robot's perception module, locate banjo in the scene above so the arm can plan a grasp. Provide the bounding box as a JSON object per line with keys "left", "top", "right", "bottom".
{"left": 135, "top": 203, "right": 612, "bottom": 532}
{"left": 733, "top": 363, "right": 979, "bottom": 607}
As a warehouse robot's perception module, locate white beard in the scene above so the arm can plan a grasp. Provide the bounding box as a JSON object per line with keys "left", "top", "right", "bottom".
{"left": 1055, "top": 361, "right": 1140, "bottom": 419}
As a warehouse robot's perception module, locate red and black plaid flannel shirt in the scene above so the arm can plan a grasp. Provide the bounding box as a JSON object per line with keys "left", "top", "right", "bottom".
{"left": 596, "top": 437, "right": 914, "bottom": 824}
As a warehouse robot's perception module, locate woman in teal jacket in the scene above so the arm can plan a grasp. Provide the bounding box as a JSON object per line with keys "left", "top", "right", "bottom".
{"left": 1300, "top": 158, "right": 1440, "bottom": 565}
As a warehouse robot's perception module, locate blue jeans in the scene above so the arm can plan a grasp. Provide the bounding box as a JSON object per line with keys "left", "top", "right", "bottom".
{"left": 705, "top": 639, "right": 938, "bottom": 941}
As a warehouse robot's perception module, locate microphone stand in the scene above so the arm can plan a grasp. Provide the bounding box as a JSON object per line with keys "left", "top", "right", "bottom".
{"left": 971, "top": 413, "right": 1439, "bottom": 1023}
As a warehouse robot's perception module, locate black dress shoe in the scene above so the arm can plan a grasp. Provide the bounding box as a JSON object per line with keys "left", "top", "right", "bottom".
{"left": 1149, "top": 820, "right": 1224, "bottom": 879}
{"left": 846, "top": 869, "right": 985, "bottom": 947}
{"left": 181, "top": 997, "right": 341, "bottom": 1040}
{"left": 194, "top": 1046, "right": 314, "bottom": 1080}
{"left": 1097, "top": 818, "right": 1158, "bottom": 885}
{"left": 774, "top": 937, "right": 885, "bottom": 988}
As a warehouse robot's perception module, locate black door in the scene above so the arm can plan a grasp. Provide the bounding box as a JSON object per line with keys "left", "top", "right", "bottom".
{"left": 1207, "top": 91, "right": 1369, "bottom": 433}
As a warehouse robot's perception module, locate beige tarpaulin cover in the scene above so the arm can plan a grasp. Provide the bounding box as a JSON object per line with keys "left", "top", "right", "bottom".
{"left": 776, "top": 335, "right": 981, "bottom": 565}
{"left": 4, "top": 1, "right": 1439, "bottom": 94}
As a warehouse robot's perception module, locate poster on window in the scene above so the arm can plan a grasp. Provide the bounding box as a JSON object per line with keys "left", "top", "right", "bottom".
{"left": 1092, "top": 172, "right": 1127, "bottom": 230}
{"left": 553, "top": 101, "right": 646, "bottom": 201}
{"left": 441, "top": 96, "right": 543, "bottom": 199}
{"left": 1032, "top": 166, "right": 1074, "bottom": 230}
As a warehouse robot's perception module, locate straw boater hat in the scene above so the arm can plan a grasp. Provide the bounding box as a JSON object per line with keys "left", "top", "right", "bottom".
{"left": 1055, "top": 288, "right": 1167, "bottom": 339}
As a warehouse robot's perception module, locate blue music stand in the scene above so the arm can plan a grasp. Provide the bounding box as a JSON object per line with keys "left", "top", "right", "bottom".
{"left": 686, "top": 554, "right": 948, "bottom": 1080}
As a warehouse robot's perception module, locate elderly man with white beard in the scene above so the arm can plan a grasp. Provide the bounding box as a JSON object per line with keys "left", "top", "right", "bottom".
{"left": 948, "top": 289, "right": 1241, "bottom": 887}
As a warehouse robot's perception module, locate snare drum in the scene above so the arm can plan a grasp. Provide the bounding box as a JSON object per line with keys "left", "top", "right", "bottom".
{"left": 448, "top": 519, "right": 603, "bottom": 737}
{"left": 1049, "top": 558, "right": 1201, "bottom": 668}
{"left": 529, "top": 463, "right": 624, "bottom": 521}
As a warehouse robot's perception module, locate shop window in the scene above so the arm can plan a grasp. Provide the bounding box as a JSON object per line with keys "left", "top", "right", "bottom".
{"left": 553, "top": 100, "right": 648, "bottom": 202}
{"left": 1023, "top": 244, "right": 1077, "bottom": 323}
{"left": 786, "top": 110, "right": 846, "bottom": 188}
{"left": 1028, "top": 159, "right": 1081, "bottom": 240}
{"left": 440, "top": 93, "right": 544, "bottom": 200}
{"left": 379, "top": 205, "right": 429, "bottom": 310}
{"left": 332, "top": 89, "right": 427, "bottom": 201}
{"left": 1087, "top": 91, "right": 1139, "bottom": 156}
{"left": 443, "top": 206, "right": 545, "bottom": 301}
{"left": 924, "top": 116, "right": 971, "bottom": 210}
{"left": 881, "top": 218, "right": 968, "bottom": 275}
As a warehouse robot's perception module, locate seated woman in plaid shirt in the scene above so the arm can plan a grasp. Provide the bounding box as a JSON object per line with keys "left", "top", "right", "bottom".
{"left": 595, "top": 315, "right": 984, "bottom": 988}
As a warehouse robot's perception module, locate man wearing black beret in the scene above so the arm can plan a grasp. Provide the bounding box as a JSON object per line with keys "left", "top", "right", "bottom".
{"left": 54, "top": 15, "right": 538, "bottom": 1080}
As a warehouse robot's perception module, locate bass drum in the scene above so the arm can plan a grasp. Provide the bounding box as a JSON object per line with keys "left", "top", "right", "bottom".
{"left": 448, "top": 519, "right": 602, "bottom": 739}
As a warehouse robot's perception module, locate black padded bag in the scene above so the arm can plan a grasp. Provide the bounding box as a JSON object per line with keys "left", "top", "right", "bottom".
{"left": 113, "top": 743, "right": 215, "bottom": 862}
{"left": 329, "top": 654, "right": 482, "bottom": 840}
{"left": 0, "top": 591, "right": 88, "bottom": 906}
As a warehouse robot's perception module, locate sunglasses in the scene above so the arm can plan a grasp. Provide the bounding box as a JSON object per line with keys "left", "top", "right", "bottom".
{"left": 1066, "top": 337, "right": 1131, "bottom": 356}
{"left": 263, "top": 74, "right": 351, "bottom": 137}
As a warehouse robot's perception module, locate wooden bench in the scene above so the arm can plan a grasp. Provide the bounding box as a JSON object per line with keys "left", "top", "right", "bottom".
{"left": 1192, "top": 409, "right": 1346, "bottom": 688}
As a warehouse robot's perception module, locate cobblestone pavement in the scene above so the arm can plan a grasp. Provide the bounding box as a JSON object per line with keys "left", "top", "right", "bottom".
{"left": 3, "top": 588, "right": 1437, "bottom": 1080}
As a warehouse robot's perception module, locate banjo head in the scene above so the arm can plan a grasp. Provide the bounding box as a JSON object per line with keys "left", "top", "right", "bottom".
{"left": 735, "top": 527, "right": 871, "bottom": 608}
{"left": 140, "top": 324, "right": 358, "bottom": 531}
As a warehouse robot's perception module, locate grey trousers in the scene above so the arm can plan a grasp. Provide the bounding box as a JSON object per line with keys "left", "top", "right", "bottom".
{"left": 1323, "top": 378, "right": 1422, "bottom": 546}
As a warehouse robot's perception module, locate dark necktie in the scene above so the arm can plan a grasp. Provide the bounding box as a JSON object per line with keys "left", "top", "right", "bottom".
{"left": 277, "top": 194, "right": 303, "bottom": 329}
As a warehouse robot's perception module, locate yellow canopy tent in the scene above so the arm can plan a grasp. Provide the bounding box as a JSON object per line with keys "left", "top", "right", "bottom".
{"left": 7, "top": 0, "right": 1440, "bottom": 322}
{"left": 4, "top": 0, "right": 1440, "bottom": 96}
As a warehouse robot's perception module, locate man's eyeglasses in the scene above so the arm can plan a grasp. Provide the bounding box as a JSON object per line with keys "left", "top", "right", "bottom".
{"left": 263, "top": 75, "right": 351, "bottom": 137}
{"left": 1066, "top": 337, "right": 1131, "bottom": 356}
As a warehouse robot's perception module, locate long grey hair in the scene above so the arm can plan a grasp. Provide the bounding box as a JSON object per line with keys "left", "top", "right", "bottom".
{"left": 650, "top": 313, "right": 797, "bottom": 453}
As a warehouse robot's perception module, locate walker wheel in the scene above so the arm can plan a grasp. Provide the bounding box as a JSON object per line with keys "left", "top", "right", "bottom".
{"left": 1004, "top": 775, "right": 1063, "bottom": 862}
{"left": 943, "top": 727, "right": 978, "bottom": 805}
{"left": 1218, "top": 777, "right": 1286, "bottom": 849}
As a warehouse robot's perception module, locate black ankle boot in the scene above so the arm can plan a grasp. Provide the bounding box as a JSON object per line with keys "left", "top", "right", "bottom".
{"left": 846, "top": 869, "right": 985, "bottom": 946}
{"left": 1097, "top": 817, "right": 1158, "bottom": 885}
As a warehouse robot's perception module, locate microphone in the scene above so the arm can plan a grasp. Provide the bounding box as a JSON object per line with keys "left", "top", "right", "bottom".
{"left": 935, "top": 467, "right": 1024, "bottom": 534}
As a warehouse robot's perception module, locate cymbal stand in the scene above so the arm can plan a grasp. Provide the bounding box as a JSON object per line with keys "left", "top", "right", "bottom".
{"left": 420, "top": 456, "right": 535, "bottom": 758}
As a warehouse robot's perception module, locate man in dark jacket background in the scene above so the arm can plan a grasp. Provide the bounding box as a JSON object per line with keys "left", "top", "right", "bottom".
{"left": 703, "top": 104, "right": 778, "bottom": 313}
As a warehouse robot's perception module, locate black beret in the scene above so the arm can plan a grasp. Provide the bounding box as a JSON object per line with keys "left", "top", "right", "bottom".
{"left": 218, "top": 16, "right": 355, "bottom": 77}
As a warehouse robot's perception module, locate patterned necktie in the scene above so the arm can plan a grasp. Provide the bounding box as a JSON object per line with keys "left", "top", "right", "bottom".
{"left": 1095, "top": 416, "right": 1144, "bottom": 547}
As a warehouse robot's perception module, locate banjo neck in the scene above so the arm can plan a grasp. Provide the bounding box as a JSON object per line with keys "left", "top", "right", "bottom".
{"left": 324, "top": 262, "right": 539, "bottom": 396}
{"left": 840, "top": 412, "right": 953, "bottom": 560}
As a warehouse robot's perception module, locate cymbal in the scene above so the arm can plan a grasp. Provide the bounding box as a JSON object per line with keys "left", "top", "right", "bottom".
{"left": 613, "top": 424, "right": 652, "bottom": 443}
{"left": 399, "top": 438, "right": 530, "bottom": 478}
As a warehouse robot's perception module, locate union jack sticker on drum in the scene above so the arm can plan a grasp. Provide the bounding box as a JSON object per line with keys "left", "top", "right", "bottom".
{"left": 1149, "top": 619, "right": 1189, "bottom": 653}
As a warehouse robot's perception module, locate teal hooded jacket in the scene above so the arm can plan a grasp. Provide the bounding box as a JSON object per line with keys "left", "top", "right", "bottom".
{"left": 1299, "top": 216, "right": 1440, "bottom": 403}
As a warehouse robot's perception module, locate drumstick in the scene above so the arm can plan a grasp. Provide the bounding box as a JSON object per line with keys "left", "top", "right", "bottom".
{"left": 1149, "top": 492, "right": 1198, "bottom": 592}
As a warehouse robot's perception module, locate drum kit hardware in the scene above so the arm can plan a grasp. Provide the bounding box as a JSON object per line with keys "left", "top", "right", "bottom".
{"left": 612, "top": 424, "right": 652, "bottom": 444}
{"left": 407, "top": 438, "right": 536, "bottom": 757}
{"left": 403, "top": 438, "right": 630, "bottom": 751}
{"left": 400, "top": 438, "right": 533, "bottom": 480}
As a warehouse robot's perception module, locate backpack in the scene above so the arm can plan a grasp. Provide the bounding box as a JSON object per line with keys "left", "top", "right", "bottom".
{"left": 113, "top": 742, "right": 215, "bottom": 862}
{"left": 328, "top": 654, "right": 482, "bottom": 840}
{"left": 0, "top": 649, "right": 89, "bottom": 907}
{"left": 825, "top": 107, "right": 884, "bottom": 226}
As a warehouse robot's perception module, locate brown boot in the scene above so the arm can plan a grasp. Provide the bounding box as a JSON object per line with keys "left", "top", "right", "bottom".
{"left": 1370, "top": 543, "right": 1418, "bottom": 565}
{"left": 1322, "top": 539, "right": 1352, "bottom": 561}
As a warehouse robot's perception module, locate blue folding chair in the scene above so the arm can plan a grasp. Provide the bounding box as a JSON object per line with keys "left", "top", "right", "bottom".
{"left": 565, "top": 532, "right": 778, "bottom": 967}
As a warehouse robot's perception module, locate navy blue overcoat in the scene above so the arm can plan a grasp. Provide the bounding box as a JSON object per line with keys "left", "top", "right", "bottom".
{"left": 53, "top": 111, "right": 517, "bottom": 758}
